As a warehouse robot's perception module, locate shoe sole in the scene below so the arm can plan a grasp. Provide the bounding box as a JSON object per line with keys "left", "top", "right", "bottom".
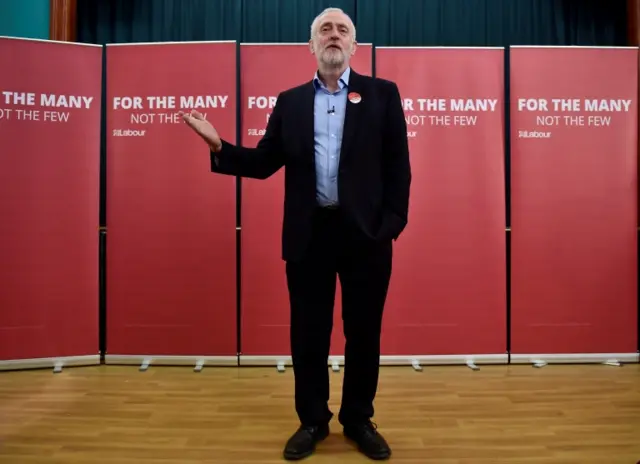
{"left": 283, "top": 449, "right": 314, "bottom": 461}
{"left": 343, "top": 434, "right": 391, "bottom": 460}
{"left": 282, "top": 430, "right": 329, "bottom": 461}
{"left": 354, "top": 446, "right": 391, "bottom": 461}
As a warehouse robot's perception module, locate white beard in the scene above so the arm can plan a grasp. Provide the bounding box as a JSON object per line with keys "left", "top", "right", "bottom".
{"left": 321, "top": 47, "right": 347, "bottom": 66}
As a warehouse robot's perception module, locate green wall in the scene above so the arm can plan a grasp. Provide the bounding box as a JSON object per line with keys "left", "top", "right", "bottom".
{"left": 0, "top": 0, "right": 49, "bottom": 39}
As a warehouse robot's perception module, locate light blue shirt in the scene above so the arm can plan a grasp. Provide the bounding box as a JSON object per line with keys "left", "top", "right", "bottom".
{"left": 313, "top": 67, "right": 350, "bottom": 207}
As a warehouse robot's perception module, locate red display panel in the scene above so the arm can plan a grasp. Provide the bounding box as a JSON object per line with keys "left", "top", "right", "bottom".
{"left": 376, "top": 47, "right": 507, "bottom": 361}
{"left": 0, "top": 37, "right": 102, "bottom": 364}
{"left": 510, "top": 46, "right": 638, "bottom": 359}
{"left": 105, "top": 41, "right": 237, "bottom": 360}
{"left": 239, "top": 44, "right": 372, "bottom": 360}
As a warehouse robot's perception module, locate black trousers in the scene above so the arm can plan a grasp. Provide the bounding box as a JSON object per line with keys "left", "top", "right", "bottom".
{"left": 286, "top": 206, "right": 392, "bottom": 427}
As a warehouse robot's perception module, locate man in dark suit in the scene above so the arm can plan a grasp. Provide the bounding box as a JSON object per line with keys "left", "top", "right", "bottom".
{"left": 182, "top": 7, "right": 410, "bottom": 461}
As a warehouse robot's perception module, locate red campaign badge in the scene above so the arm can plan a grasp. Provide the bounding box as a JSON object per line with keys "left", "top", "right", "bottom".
{"left": 348, "top": 92, "right": 361, "bottom": 104}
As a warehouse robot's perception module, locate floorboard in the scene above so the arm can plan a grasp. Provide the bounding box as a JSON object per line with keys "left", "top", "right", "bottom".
{"left": 1, "top": 364, "right": 639, "bottom": 463}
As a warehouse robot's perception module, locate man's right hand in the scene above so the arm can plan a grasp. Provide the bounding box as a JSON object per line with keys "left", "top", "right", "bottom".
{"left": 180, "top": 110, "right": 222, "bottom": 152}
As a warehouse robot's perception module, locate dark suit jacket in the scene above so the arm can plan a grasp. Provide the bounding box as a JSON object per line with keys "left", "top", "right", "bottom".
{"left": 211, "top": 69, "right": 411, "bottom": 262}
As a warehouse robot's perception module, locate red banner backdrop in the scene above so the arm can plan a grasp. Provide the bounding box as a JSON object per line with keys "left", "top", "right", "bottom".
{"left": 105, "top": 41, "right": 237, "bottom": 366}
{"left": 239, "top": 44, "right": 372, "bottom": 366}
{"left": 0, "top": 37, "right": 102, "bottom": 370}
{"left": 510, "top": 46, "right": 638, "bottom": 363}
{"left": 375, "top": 47, "right": 507, "bottom": 365}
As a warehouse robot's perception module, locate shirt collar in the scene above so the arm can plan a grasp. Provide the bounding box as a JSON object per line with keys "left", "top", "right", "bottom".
{"left": 313, "top": 67, "right": 351, "bottom": 90}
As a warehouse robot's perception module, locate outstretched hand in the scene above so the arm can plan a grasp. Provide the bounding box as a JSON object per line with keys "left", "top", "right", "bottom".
{"left": 179, "top": 109, "right": 222, "bottom": 152}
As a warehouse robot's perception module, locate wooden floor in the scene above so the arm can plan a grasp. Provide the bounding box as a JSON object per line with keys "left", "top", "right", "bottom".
{"left": 0, "top": 363, "right": 639, "bottom": 463}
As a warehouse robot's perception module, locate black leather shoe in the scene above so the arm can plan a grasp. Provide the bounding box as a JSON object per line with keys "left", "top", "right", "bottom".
{"left": 283, "top": 424, "right": 330, "bottom": 460}
{"left": 343, "top": 421, "right": 391, "bottom": 460}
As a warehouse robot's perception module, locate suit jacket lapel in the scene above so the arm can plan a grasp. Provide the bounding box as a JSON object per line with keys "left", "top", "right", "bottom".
{"left": 340, "top": 70, "right": 363, "bottom": 163}
{"left": 300, "top": 81, "right": 316, "bottom": 166}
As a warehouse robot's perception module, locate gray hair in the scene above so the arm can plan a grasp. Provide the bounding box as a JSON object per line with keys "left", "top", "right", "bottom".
{"left": 310, "top": 7, "right": 356, "bottom": 41}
